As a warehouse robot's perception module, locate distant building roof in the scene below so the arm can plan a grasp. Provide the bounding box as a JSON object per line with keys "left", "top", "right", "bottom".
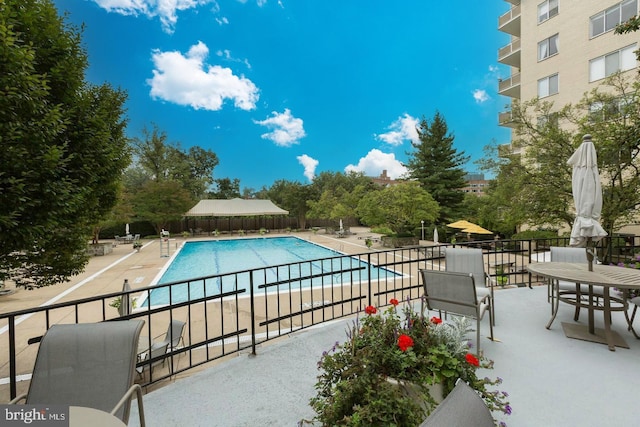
{"left": 184, "top": 199, "right": 289, "bottom": 217}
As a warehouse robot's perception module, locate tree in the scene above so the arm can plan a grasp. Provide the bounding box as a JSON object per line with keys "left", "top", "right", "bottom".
{"left": 131, "top": 124, "right": 218, "bottom": 199}
{"left": 357, "top": 182, "right": 439, "bottom": 235}
{"left": 405, "top": 112, "right": 469, "bottom": 223}
{"left": 492, "top": 73, "right": 640, "bottom": 236}
{"left": 263, "top": 180, "right": 311, "bottom": 229}
{"left": 0, "top": 0, "right": 129, "bottom": 287}
{"left": 210, "top": 178, "right": 241, "bottom": 199}
{"left": 133, "top": 181, "right": 194, "bottom": 234}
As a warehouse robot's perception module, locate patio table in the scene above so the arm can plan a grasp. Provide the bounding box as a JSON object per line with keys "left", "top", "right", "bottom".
{"left": 527, "top": 262, "right": 640, "bottom": 351}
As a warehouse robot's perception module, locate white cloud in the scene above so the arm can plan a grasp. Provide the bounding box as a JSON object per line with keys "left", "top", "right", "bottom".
{"left": 254, "top": 109, "right": 306, "bottom": 147}
{"left": 216, "top": 16, "right": 229, "bottom": 25}
{"left": 297, "top": 154, "right": 318, "bottom": 182}
{"left": 92, "top": 0, "right": 215, "bottom": 33}
{"left": 376, "top": 114, "right": 419, "bottom": 146}
{"left": 344, "top": 149, "right": 408, "bottom": 179}
{"left": 147, "top": 41, "right": 259, "bottom": 111}
{"left": 216, "top": 49, "right": 251, "bottom": 69}
{"left": 473, "top": 89, "right": 490, "bottom": 103}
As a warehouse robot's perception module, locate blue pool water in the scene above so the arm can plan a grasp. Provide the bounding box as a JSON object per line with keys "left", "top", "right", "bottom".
{"left": 142, "top": 236, "right": 397, "bottom": 306}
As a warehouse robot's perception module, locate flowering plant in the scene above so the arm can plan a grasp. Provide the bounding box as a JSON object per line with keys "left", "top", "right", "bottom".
{"left": 614, "top": 254, "right": 640, "bottom": 298}
{"left": 308, "top": 299, "right": 511, "bottom": 426}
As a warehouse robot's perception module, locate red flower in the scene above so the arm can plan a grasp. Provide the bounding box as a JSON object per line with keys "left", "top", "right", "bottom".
{"left": 465, "top": 353, "right": 479, "bottom": 366}
{"left": 364, "top": 305, "right": 377, "bottom": 315}
{"left": 389, "top": 298, "right": 399, "bottom": 306}
{"left": 430, "top": 316, "right": 442, "bottom": 324}
{"left": 397, "top": 334, "right": 415, "bottom": 352}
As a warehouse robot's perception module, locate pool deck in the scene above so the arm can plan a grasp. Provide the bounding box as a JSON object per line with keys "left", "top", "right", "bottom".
{"left": 4, "top": 229, "right": 639, "bottom": 426}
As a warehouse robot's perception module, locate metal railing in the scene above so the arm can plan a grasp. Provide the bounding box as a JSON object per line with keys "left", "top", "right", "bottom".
{"left": 2, "top": 236, "right": 638, "bottom": 400}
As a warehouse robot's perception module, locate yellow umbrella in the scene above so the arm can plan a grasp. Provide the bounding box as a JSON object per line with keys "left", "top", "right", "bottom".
{"left": 447, "top": 220, "right": 476, "bottom": 229}
{"left": 461, "top": 224, "right": 493, "bottom": 235}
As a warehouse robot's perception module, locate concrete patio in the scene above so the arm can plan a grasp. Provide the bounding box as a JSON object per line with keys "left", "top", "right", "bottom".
{"left": 128, "top": 285, "right": 640, "bottom": 427}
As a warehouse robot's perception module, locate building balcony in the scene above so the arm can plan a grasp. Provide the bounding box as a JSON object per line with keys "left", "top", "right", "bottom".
{"left": 498, "top": 72, "right": 521, "bottom": 99}
{"left": 498, "top": 4, "right": 521, "bottom": 36}
{"left": 498, "top": 37, "right": 521, "bottom": 67}
{"left": 498, "top": 110, "right": 519, "bottom": 128}
{"left": 504, "top": 0, "right": 520, "bottom": 4}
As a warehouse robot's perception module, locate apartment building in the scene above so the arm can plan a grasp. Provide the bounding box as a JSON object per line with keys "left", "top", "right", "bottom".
{"left": 498, "top": 0, "right": 639, "bottom": 141}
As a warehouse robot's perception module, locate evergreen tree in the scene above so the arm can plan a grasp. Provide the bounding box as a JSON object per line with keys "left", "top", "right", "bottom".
{"left": 405, "top": 112, "right": 469, "bottom": 223}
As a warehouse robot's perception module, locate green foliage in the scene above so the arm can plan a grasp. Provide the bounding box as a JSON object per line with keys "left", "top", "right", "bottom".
{"left": 309, "top": 303, "right": 510, "bottom": 426}
{"left": 371, "top": 226, "right": 394, "bottom": 236}
{"left": 210, "top": 177, "right": 241, "bottom": 199}
{"left": 357, "top": 182, "right": 439, "bottom": 235}
{"left": 405, "top": 112, "right": 469, "bottom": 223}
{"left": 0, "top": 0, "right": 129, "bottom": 286}
{"left": 133, "top": 180, "right": 194, "bottom": 234}
{"left": 486, "top": 73, "right": 640, "bottom": 236}
{"left": 511, "top": 230, "right": 559, "bottom": 239}
{"left": 130, "top": 124, "right": 219, "bottom": 200}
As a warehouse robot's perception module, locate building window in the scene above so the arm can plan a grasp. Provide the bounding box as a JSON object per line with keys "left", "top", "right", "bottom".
{"left": 590, "top": 0, "right": 637, "bottom": 38}
{"left": 538, "top": 0, "right": 559, "bottom": 24}
{"left": 538, "top": 74, "right": 559, "bottom": 98}
{"left": 589, "top": 44, "right": 637, "bottom": 82}
{"left": 537, "top": 112, "right": 559, "bottom": 128}
{"left": 589, "top": 98, "right": 633, "bottom": 122}
{"left": 538, "top": 34, "right": 559, "bottom": 61}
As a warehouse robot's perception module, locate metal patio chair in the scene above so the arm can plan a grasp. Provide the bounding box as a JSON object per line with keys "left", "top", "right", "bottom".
{"left": 445, "top": 247, "right": 495, "bottom": 325}
{"left": 10, "top": 320, "right": 146, "bottom": 426}
{"left": 421, "top": 269, "right": 493, "bottom": 354}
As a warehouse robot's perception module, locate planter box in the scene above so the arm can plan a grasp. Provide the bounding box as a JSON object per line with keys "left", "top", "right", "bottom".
{"left": 381, "top": 236, "right": 419, "bottom": 248}
{"left": 87, "top": 243, "right": 113, "bottom": 256}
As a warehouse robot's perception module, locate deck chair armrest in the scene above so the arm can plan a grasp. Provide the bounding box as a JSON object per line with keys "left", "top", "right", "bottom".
{"left": 8, "top": 393, "right": 27, "bottom": 404}
{"left": 111, "top": 383, "right": 146, "bottom": 427}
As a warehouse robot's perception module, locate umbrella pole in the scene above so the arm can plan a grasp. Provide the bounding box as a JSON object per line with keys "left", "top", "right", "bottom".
{"left": 586, "top": 237, "right": 594, "bottom": 272}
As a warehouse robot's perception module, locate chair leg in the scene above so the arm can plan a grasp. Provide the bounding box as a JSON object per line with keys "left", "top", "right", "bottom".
{"left": 625, "top": 304, "right": 640, "bottom": 339}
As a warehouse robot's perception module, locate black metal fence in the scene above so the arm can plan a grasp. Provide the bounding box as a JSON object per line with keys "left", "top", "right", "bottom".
{"left": 1, "top": 235, "right": 638, "bottom": 400}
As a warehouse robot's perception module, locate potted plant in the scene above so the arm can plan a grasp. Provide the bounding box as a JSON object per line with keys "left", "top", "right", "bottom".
{"left": 365, "top": 237, "right": 373, "bottom": 249}
{"left": 133, "top": 241, "right": 142, "bottom": 251}
{"left": 308, "top": 300, "right": 511, "bottom": 426}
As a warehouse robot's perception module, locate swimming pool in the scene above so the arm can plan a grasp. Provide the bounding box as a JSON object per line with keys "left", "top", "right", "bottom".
{"left": 141, "top": 236, "right": 397, "bottom": 306}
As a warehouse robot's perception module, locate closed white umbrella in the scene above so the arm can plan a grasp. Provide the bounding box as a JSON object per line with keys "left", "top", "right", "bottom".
{"left": 567, "top": 134, "right": 607, "bottom": 270}
{"left": 433, "top": 227, "right": 439, "bottom": 243}
{"left": 125, "top": 223, "right": 130, "bottom": 236}
{"left": 119, "top": 279, "right": 132, "bottom": 317}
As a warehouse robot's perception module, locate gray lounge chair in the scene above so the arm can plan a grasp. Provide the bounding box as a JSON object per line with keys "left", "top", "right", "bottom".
{"left": 421, "top": 269, "right": 493, "bottom": 354}
{"left": 154, "top": 320, "right": 186, "bottom": 370}
{"left": 10, "top": 320, "right": 146, "bottom": 426}
{"left": 445, "top": 247, "right": 495, "bottom": 324}
{"left": 419, "top": 379, "right": 494, "bottom": 427}
{"left": 137, "top": 341, "right": 170, "bottom": 379}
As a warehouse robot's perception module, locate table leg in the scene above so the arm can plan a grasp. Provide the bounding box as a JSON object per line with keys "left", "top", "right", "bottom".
{"left": 588, "top": 285, "right": 595, "bottom": 335}
{"left": 603, "top": 287, "right": 615, "bottom": 351}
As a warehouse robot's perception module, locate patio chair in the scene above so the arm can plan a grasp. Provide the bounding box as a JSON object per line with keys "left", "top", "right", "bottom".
{"left": 10, "top": 320, "right": 146, "bottom": 426}
{"left": 626, "top": 295, "right": 640, "bottom": 339}
{"left": 137, "top": 340, "right": 170, "bottom": 379}
{"left": 153, "top": 319, "right": 186, "bottom": 368}
{"left": 549, "top": 246, "right": 601, "bottom": 321}
{"left": 421, "top": 270, "right": 493, "bottom": 354}
{"left": 419, "top": 379, "right": 494, "bottom": 427}
{"left": 445, "top": 247, "right": 495, "bottom": 325}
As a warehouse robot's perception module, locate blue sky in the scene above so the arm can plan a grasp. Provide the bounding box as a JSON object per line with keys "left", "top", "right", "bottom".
{"left": 54, "top": 0, "right": 511, "bottom": 191}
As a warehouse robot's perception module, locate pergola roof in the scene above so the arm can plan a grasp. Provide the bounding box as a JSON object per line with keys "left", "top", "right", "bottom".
{"left": 184, "top": 199, "right": 289, "bottom": 217}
